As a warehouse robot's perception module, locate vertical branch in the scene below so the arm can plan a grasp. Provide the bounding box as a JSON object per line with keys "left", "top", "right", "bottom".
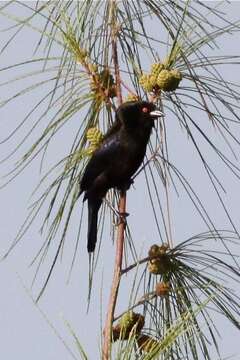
{"left": 102, "top": 195, "right": 126, "bottom": 360}
{"left": 102, "top": 1, "right": 125, "bottom": 359}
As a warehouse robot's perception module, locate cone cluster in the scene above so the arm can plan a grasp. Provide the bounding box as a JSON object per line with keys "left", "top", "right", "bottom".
{"left": 139, "top": 62, "right": 182, "bottom": 93}
{"left": 148, "top": 243, "right": 172, "bottom": 275}
{"left": 85, "top": 127, "right": 104, "bottom": 155}
{"left": 112, "top": 311, "right": 144, "bottom": 341}
{"left": 111, "top": 311, "right": 161, "bottom": 354}
{"left": 155, "top": 281, "right": 170, "bottom": 297}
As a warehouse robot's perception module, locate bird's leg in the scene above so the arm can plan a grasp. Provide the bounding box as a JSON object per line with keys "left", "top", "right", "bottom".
{"left": 117, "top": 210, "right": 129, "bottom": 219}
{"left": 115, "top": 179, "right": 133, "bottom": 225}
{"left": 115, "top": 210, "right": 129, "bottom": 227}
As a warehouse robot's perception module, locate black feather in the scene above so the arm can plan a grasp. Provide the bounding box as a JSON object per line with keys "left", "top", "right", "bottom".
{"left": 87, "top": 197, "right": 102, "bottom": 252}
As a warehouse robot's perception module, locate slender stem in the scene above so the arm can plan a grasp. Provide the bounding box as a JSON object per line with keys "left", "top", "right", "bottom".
{"left": 102, "top": 2, "right": 125, "bottom": 359}
{"left": 121, "top": 253, "right": 160, "bottom": 275}
{"left": 102, "top": 195, "right": 126, "bottom": 359}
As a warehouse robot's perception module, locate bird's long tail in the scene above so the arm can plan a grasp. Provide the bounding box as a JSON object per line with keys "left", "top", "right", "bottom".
{"left": 87, "top": 198, "right": 102, "bottom": 252}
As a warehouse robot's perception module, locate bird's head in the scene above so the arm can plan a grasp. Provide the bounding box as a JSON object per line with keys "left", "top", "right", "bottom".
{"left": 116, "top": 101, "right": 163, "bottom": 130}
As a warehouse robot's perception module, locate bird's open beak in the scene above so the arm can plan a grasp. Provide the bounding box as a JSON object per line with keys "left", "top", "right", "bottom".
{"left": 150, "top": 110, "right": 163, "bottom": 118}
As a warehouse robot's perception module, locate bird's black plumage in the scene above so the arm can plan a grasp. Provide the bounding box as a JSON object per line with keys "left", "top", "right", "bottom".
{"left": 79, "top": 101, "right": 162, "bottom": 252}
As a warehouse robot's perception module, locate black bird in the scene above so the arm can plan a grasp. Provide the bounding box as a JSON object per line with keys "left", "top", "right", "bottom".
{"left": 79, "top": 101, "right": 162, "bottom": 252}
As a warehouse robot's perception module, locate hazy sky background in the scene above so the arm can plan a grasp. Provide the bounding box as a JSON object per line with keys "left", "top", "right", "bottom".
{"left": 0, "top": 1, "right": 240, "bottom": 359}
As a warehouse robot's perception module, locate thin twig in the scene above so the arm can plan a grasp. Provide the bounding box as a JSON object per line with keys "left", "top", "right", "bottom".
{"left": 121, "top": 254, "right": 158, "bottom": 275}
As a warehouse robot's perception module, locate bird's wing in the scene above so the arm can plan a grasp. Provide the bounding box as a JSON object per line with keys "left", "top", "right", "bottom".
{"left": 80, "top": 133, "right": 121, "bottom": 192}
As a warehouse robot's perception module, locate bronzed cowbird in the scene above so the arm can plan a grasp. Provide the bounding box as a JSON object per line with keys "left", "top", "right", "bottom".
{"left": 79, "top": 101, "right": 162, "bottom": 252}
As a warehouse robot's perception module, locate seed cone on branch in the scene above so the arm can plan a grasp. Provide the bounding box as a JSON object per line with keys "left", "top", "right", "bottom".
{"left": 151, "top": 62, "right": 165, "bottom": 75}
{"left": 148, "top": 243, "right": 174, "bottom": 275}
{"left": 112, "top": 311, "right": 145, "bottom": 341}
{"left": 139, "top": 61, "right": 182, "bottom": 93}
{"left": 83, "top": 127, "right": 104, "bottom": 156}
{"left": 86, "top": 127, "right": 103, "bottom": 148}
{"left": 155, "top": 281, "right": 170, "bottom": 296}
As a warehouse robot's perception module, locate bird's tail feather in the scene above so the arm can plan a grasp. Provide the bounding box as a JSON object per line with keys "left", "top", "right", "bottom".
{"left": 87, "top": 198, "right": 102, "bottom": 252}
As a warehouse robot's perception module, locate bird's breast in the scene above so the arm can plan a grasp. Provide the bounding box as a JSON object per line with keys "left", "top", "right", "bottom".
{"left": 106, "top": 136, "right": 147, "bottom": 185}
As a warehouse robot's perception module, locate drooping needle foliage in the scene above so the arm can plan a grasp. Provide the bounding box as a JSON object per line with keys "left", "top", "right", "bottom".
{"left": 1, "top": 1, "right": 240, "bottom": 359}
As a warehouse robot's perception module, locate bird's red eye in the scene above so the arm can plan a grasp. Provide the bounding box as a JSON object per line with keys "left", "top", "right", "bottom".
{"left": 142, "top": 107, "right": 149, "bottom": 113}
